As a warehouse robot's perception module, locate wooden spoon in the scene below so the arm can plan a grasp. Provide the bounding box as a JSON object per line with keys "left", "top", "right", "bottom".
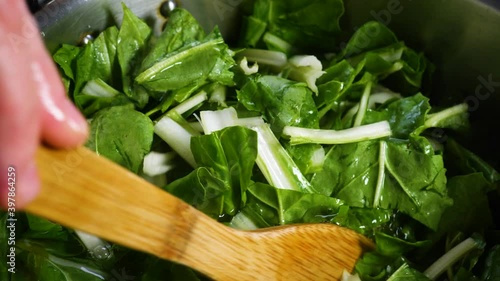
{"left": 27, "top": 146, "right": 373, "bottom": 281}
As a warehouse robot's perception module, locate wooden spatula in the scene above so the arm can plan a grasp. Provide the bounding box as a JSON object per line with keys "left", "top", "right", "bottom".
{"left": 27, "top": 146, "right": 373, "bottom": 281}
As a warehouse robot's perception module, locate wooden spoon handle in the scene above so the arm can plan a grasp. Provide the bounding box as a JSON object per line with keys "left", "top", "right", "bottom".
{"left": 27, "top": 146, "right": 208, "bottom": 260}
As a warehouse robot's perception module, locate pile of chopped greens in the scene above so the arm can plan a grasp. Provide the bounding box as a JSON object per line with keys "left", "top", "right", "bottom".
{"left": 2, "top": 1, "right": 500, "bottom": 280}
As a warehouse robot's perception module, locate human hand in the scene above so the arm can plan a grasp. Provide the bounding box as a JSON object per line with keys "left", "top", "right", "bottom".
{"left": 0, "top": 1, "right": 88, "bottom": 209}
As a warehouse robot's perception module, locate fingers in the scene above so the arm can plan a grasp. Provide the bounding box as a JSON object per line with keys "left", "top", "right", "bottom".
{"left": 10, "top": 0, "right": 89, "bottom": 148}
{"left": 0, "top": 22, "right": 41, "bottom": 209}
{"left": 0, "top": 1, "right": 88, "bottom": 209}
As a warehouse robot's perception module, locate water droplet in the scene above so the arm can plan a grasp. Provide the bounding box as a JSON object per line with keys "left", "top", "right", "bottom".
{"left": 81, "top": 33, "right": 95, "bottom": 45}
{"left": 91, "top": 245, "right": 113, "bottom": 260}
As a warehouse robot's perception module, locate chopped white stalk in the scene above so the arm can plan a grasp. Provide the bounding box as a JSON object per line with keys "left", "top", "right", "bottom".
{"left": 170, "top": 90, "right": 208, "bottom": 115}
{"left": 344, "top": 91, "right": 402, "bottom": 122}
{"left": 353, "top": 81, "right": 372, "bottom": 127}
{"left": 373, "top": 141, "right": 387, "bottom": 208}
{"left": 200, "top": 107, "right": 239, "bottom": 134}
{"left": 253, "top": 124, "right": 313, "bottom": 193}
{"left": 229, "top": 212, "right": 259, "bottom": 230}
{"left": 235, "top": 116, "right": 266, "bottom": 128}
{"left": 142, "top": 151, "right": 176, "bottom": 177}
{"left": 239, "top": 48, "right": 288, "bottom": 69}
{"left": 308, "top": 146, "right": 326, "bottom": 173}
{"left": 424, "top": 237, "right": 480, "bottom": 280}
{"left": 263, "top": 32, "right": 294, "bottom": 54}
{"left": 425, "top": 103, "right": 468, "bottom": 128}
{"left": 283, "top": 121, "right": 392, "bottom": 145}
{"left": 74, "top": 230, "right": 113, "bottom": 260}
{"left": 208, "top": 85, "right": 227, "bottom": 107}
{"left": 341, "top": 270, "right": 362, "bottom": 281}
{"left": 82, "top": 78, "right": 120, "bottom": 97}
{"left": 188, "top": 121, "right": 204, "bottom": 132}
{"left": 239, "top": 57, "right": 259, "bottom": 75}
{"left": 287, "top": 55, "right": 325, "bottom": 94}
{"left": 154, "top": 115, "right": 198, "bottom": 167}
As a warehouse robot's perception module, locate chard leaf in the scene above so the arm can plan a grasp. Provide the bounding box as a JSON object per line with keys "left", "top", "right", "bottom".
{"left": 117, "top": 3, "right": 152, "bottom": 107}
{"left": 363, "top": 93, "right": 431, "bottom": 139}
{"left": 190, "top": 126, "right": 258, "bottom": 215}
{"left": 52, "top": 44, "right": 82, "bottom": 81}
{"left": 15, "top": 247, "right": 107, "bottom": 281}
{"left": 312, "top": 139, "right": 451, "bottom": 230}
{"left": 429, "top": 173, "right": 494, "bottom": 244}
{"left": 481, "top": 245, "right": 500, "bottom": 280}
{"left": 238, "top": 75, "right": 319, "bottom": 133}
{"left": 339, "top": 21, "right": 399, "bottom": 59}
{"left": 86, "top": 105, "right": 154, "bottom": 174}
{"left": 74, "top": 26, "right": 120, "bottom": 95}
{"left": 165, "top": 167, "right": 227, "bottom": 218}
{"left": 386, "top": 263, "right": 431, "bottom": 280}
{"left": 444, "top": 138, "right": 500, "bottom": 184}
{"left": 233, "top": 182, "right": 345, "bottom": 227}
{"left": 136, "top": 29, "right": 235, "bottom": 92}
{"left": 140, "top": 8, "right": 205, "bottom": 72}
{"left": 241, "top": 0, "right": 344, "bottom": 52}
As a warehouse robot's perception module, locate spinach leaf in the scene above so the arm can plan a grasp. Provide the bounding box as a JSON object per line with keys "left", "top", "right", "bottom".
{"left": 74, "top": 26, "right": 120, "bottom": 95}
{"left": 136, "top": 28, "right": 235, "bottom": 92}
{"left": 117, "top": 3, "right": 152, "bottom": 108}
{"left": 481, "top": 245, "right": 500, "bottom": 280}
{"left": 238, "top": 75, "right": 319, "bottom": 133}
{"left": 312, "top": 139, "right": 451, "bottom": 230}
{"left": 387, "top": 263, "right": 431, "bottom": 280}
{"left": 166, "top": 126, "right": 258, "bottom": 217}
{"left": 52, "top": 44, "right": 82, "bottom": 82}
{"left": 240, "top": 0, "right": 345, "bottom": 52}
{"left": 191, "top": 126, "right": 258, "bottom": 215}
{"left": 140, "top": 8, "right": 206, "bottom": 72}
{"left": 86, "top": 105, "right": 154, "bottom": 174}
{"left": 232, "top": 182, "right": 345, "bottom": 227}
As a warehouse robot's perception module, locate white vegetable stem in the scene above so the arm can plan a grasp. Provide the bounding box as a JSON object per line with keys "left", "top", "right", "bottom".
{"left": 353, "top": 81, "right": 372, "bottom": 127}
{"left": 170, "top": 90, "right": 208, "bottom": 115}
{"left": 424, "top": 237, "right": 480, "bottom": 280}
{"left": 283, "top": 121, "right": 392, "bottom": 145}
{"left": 425, "top": 103, "right": 468, "bottom": 128}
{"left": 373, "top": 141, "right": 387, "bottom": 208}
{"left": 239, "top": 57, "right": 259, "bottom": 75}
{"left": 154, "top": 113, "right": 199, "bottom": 168}
{"left": 253, "top": 124, "right": 313, "bottom": 193}
{"left": 74, "top": 230, "right": 112, "bottom": 259}
{"left": 238, "top": 48, "right": 288, "bottom": 69}
{"left": 287, "top": 55, "right": 325, "bottom": 94}
{"left": 81, "top": 78, "right": 120, "bottom": 97}
{"left": 142, "top": 151, "right": 176, "bottom": 177}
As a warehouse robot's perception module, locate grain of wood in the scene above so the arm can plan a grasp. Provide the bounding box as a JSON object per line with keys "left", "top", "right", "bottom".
{"left": 27, "top": 146, "right": 374, "bottom": 281}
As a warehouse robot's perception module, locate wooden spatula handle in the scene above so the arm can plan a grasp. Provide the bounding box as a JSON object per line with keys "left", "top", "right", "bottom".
{"left": 28, "top": 146, "right": 207, "bottom": 260}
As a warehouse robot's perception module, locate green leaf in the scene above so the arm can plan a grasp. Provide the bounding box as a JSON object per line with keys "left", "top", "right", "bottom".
{"left": 136, "top": 29, "right": 235, "bottom": 92}
{"left": 238, "top": 75, "right": 319, "bottom": 134}
{"left": 52, "top": 44, "right": 82, "bottom": 81}
{"left": 387, "top": 263, "right": 431, "bottom": 280}
{"left": 85, "top": 105, "right": 154, "bottom": 173}
{"left": 312, "top": 139, "right": 451, "bottom": 230}
{"left": 191, "top": 126, "right": 258, "bottom": 215}
{"left": 117, "top": 3, "right": 152, "bottom": 107}
{"left": 74, "top": 26, "right": 120, "bottom": 95}
{"left": 481, "top": 245, "right": 500, "bottom": 280}
{"left": 140, "top": 8, "right": 206, "bottom": 72}
{"left": 241, "top": 0, "right": 345, "bottom": 52}
{"left": 235, "top": 182, "right": 345, "bottom": 226}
